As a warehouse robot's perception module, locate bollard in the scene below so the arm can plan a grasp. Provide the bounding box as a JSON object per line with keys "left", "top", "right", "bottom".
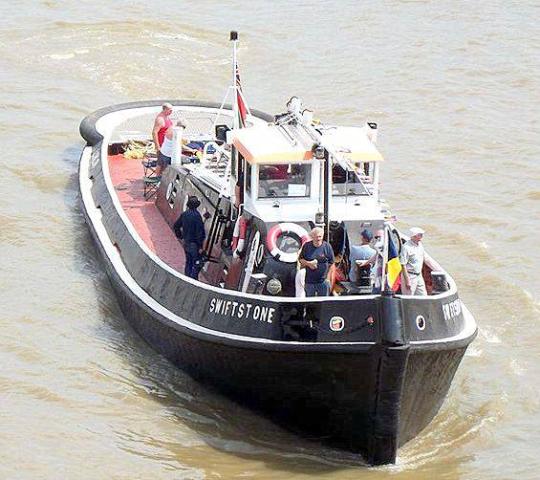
{"left": 380, "top": 290, "right": 405, "bottom": 346}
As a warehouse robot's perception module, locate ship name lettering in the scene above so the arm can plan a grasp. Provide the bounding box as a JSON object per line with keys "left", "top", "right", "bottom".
{"left": 209, "top": 297, "right": 274, "bottom": 323}
{"left": 442, "top": 299, "right": 462, "bottom": 321}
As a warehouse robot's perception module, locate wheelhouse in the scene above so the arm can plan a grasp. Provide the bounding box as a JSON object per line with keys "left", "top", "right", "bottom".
{"left": 233, "top": 121, "right": 385, "bottom": 224}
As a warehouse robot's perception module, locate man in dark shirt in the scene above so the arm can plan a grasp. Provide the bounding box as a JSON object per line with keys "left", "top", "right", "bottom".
{"left": 298, "top": 226, "right": 334, "bottom": 297}
{"left": 173, "top": 196, "right": 206, "bottom": 279}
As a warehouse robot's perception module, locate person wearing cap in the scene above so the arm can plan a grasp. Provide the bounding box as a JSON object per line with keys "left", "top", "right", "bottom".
{"left": 173, "top": 196, "right": 206, "bottom": 279}
{"left": 356, "top": 228, "right": 385, "bottom": 292}
{"left": 399, "top": 227, "right": 427, "bottom": 295}
{"left": 152, "top": 103, "right": 174, "bottom": 176}
{"left": 349, "top": 229, "right": 376, "bottom": 283}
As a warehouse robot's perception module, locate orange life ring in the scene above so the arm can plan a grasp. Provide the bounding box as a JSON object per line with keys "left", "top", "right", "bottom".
{"left": 266, "top": 223, "right": 309, "bottom": 263}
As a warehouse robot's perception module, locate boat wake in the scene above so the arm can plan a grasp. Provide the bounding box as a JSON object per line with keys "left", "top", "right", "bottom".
{"left": 394, "top": 395, "right": 503, "bottom": 471}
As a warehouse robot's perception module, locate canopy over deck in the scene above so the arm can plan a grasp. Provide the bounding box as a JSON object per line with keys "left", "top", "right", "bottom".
{"left": 232, "top": 123, "right": 384, "bottom": 165}
{"left": 232, "top": 124, "right": 315, "bottom": 164}
{"left": 320, "top": 127, "right": 384, "bottom": 163}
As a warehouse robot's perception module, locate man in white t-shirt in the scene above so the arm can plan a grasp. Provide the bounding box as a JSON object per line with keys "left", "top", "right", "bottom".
{"left": 156, "top": 120, "right": 198, "bottom": 176}
{"left": 399, "top": 227, "right": 427, "bottom": 296}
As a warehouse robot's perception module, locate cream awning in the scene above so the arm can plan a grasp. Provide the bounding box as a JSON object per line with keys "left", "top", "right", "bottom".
{"left": 232, "top": 124, "right": 314, "bottom": 164}
{"left": 320, "top": 127, "right": 384, "bottom": 162}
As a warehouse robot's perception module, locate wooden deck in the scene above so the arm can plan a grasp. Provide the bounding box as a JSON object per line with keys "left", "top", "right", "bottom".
{"left": 108, "top": 154, "right": 186, "bottom": 272}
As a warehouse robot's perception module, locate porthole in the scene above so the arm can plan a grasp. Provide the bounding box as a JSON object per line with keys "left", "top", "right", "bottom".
{"left": 416, "top": 315, "right": 426, "bottom": 331}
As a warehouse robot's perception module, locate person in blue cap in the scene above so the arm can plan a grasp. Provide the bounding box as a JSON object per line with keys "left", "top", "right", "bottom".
{"left": 349, "top": 229, "right": 376, "bottom": 283}
{"left": 173, "top": 196, "right": 206, "bottom": 279}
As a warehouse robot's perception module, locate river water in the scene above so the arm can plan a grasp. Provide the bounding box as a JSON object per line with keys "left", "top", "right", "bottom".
{"left": 1, "top": 1, "right": 539, "bottom": 478}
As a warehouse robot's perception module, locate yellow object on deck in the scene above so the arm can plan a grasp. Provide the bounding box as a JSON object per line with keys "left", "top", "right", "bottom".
{"left": 123, "top": 140, "right": 154, "bottom": 160}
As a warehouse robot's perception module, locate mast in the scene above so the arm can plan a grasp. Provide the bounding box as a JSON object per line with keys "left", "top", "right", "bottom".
{"left": 204, "top": 32, "right": 240, "bottom": 259}
{"left": 229, "top": 31, "right": 239, "bottom": 212}
{"left": 228, "top": 30, "right": 251, "bottom": 214}
{"left": 231, "top": 31, "right": 239, "bottom": 131}
{"left": 322, "top": 148, "right": 331, "bottom": 242}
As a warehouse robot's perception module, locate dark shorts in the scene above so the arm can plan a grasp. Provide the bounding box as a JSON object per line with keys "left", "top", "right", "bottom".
{"left": 305, "top": 281, "right": 330, "bottom": 297}
{"left": 157, "top": 151, "right": 171, "bottom": 168}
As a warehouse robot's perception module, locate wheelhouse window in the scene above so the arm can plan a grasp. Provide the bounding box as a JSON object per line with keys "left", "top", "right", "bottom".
{"left": 245, "top": 161, "right": 252, "bottom": 195}
{"left": 258, "top": 163, "right": 311, "bottom": 198}
{"left": 332, "top": 164, "right": 371, "bottom": 196}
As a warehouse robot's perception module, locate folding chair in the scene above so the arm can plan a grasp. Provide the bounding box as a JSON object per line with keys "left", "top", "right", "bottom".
{"left": 142, "top": 154, "right": 159, "bottom": 200}
{"left": 142, "top": 154, "right": 158, "bottom": 177}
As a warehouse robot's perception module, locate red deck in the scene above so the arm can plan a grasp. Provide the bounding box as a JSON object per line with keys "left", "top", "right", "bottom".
{"left": 108, "top": 154, "right": 185, "bottom": 272}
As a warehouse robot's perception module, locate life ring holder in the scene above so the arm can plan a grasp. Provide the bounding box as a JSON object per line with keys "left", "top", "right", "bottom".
{"left": 266, "top": 223, "right": 310, "bottom": 263}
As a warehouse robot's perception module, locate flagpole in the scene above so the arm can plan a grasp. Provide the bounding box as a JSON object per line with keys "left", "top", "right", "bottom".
{"left": 230, "top": 31, "right": 239, "bottom": 215}
{"left": 231, "top": 31, "right": 239, "bottom": 130}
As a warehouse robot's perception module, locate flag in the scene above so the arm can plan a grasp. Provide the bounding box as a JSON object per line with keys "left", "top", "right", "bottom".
{"left": 235, "top": 61, "right": 248, "bottom": 128}
{"left": 386, "top": 234, "right": 402, "bottom": 291}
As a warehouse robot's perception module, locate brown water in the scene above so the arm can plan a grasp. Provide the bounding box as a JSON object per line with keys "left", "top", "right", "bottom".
{"left": 1, "top": 1, "right": 539, "bottom": 478}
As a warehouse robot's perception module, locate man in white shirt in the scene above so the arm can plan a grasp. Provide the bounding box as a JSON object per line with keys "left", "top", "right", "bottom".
{"left": 399, "top": 227, "right": 427, "bottom": 296}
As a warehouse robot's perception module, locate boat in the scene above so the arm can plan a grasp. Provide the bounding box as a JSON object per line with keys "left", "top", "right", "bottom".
{"left": 78, "top": 32, "right": 477, "bottom": 465}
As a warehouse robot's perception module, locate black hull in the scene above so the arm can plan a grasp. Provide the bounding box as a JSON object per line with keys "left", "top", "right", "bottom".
{"left": 78, "top": 101, "right": 477, "bottom": 465}
{"left": 86, "top": 225, "right": 469, "bottom": 463}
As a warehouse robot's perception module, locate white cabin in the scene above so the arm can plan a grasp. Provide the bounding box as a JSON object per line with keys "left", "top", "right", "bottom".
{"left": 231, "top": 118, "right": 389, "bottom": 225}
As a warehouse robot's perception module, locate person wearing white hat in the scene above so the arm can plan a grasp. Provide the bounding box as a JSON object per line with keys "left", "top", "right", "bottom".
{"left": 399, "top": 227, "right": 427, "bottom": 295}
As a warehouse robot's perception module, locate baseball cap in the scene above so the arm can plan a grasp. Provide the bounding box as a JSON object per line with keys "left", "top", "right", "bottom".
{"left": 187, "top": 195, "right": 201, "bottom": 209}
{"left": 410, "top": 227, "right": 425, "bottom": 236}
{"left": 361, "top": 229, "right": 373, "bottom": 241}
{"left": 162, "top": 102, "right": 173, "bottom": 110}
